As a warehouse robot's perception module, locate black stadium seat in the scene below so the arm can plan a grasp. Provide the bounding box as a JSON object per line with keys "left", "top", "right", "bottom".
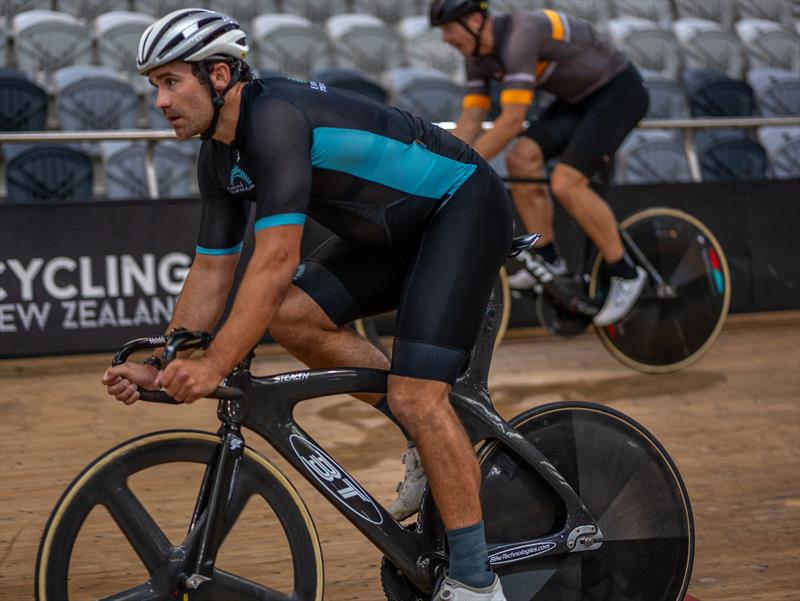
{"left": 682, "top": 68, "right": 756, "bottom": 117}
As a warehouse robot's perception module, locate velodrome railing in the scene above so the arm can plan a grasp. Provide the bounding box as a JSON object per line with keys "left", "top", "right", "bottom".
{"left": 1, "top": 116, "right": 798, "bottom": 199}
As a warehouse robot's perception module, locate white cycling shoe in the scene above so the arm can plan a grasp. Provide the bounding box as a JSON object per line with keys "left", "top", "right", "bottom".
{"left": 387, "top": 443, "right": 427, "bottom": 521}
{"left": 432, "top": 575, "right": 507, "bottom": 601}
{"left": 593, "top": 266, "right": 647, "bottom": 327}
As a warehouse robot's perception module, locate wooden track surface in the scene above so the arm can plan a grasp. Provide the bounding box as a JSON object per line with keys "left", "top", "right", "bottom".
{"left": 1, "top": 312, "right": 798, "bottom": 600}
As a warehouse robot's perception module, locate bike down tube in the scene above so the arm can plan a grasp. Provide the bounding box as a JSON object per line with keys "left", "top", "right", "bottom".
{"left": 230, "top": 367, "right": 439, "bottom": 591}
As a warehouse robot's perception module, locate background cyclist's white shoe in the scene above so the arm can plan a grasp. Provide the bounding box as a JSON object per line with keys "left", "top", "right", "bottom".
{"left": 432, "top": 575, "right": 506, "bottom": 601}
{"left": 508, "top": 251, "right": 567, "bottom": 291}
{"left": 593, "top": 266, "right": 647, "bottom": 327}
{"left": 387, "top": 443, "right": 427, "bottom": 521}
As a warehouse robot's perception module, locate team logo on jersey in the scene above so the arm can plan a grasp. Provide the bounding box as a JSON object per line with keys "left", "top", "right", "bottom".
{"left": 228, "top": 165, "right": 254, "bottom": 194}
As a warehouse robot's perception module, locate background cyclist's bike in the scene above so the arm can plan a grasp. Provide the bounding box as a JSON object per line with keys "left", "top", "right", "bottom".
{"left": 36, "top": 237, "right": 694, "bottom": 601}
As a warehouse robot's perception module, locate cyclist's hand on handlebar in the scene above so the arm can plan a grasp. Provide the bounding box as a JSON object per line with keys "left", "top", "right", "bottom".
{"left": 102, "top": 362, "right": 159, "bottom": 405}
{"left": 154, "top": 357, "right": 225, "bottom": 404}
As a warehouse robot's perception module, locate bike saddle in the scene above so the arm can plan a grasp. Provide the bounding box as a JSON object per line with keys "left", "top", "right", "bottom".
{"left": 509, "top": 232, "right": 541, "bottom": 257}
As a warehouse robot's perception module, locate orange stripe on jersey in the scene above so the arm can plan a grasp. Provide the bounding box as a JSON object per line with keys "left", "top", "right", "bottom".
{"left": 535, "top": 60, "right": 550, "bottom": 78}
{"left": 463, "top": 94, "right": 491, "bottom": 110}
{"left": 500, "top": 89, "right": 534, "bottom": 106}
{"left": 543, "top": 9, "right": 565, "bottom": 41}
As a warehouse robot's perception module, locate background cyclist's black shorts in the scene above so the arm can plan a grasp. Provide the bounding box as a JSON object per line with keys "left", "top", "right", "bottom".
{"left": 292, "top": 160, "right": 513, "bottom": 385}
{"left": 521, "top": 63, "right": 650, "bottom": 177}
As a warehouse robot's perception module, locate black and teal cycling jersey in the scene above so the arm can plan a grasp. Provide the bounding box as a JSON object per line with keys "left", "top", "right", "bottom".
{"left": 196, "top": 77, "right": 481, "bottom": 255}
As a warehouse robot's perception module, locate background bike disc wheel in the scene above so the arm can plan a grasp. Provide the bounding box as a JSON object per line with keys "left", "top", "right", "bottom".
{"left": 590, "top": 207, "right": 731, "bottom": 373}
{"left": 478, "top": 402, "right": 694, "bottom": 601}
{"left": 36, "top": 430, "right": 324, "bottom": 601}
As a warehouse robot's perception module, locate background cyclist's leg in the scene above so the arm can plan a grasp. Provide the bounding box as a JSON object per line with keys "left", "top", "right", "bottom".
{"left": 506, "top": 137, "right": 553, "bottom": 244}
{"left": 388, "top": 161, "right": 513, "bottom": 588}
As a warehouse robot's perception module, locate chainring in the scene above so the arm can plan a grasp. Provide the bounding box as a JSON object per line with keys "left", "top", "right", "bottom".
{"left": 380, "top": 557, "right": 427, "bottom": 601}
{"left": 535, "top": 292, "right": 592, "bottom": 337}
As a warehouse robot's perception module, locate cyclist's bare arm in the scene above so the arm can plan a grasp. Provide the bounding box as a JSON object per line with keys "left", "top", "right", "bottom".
{"left": 452, "top": 106, "right": 488, "bottom": 145}
{"left": 203, "top": 224, "right": 302, "bottom": 376}
{"left": 472, "top": 102, "right": 528, "bottom": 162}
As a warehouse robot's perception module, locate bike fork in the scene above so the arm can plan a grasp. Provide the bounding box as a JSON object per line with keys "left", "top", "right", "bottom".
{"left": 184, "top": 408, "right": 246, "bottom": 591}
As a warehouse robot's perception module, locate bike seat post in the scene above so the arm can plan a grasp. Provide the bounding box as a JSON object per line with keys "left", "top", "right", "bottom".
{"left": 458, "top": 297, "right": 502, "bottom": 392}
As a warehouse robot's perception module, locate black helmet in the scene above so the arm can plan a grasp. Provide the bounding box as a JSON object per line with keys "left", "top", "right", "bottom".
{"left": 429, "top": 0, "right": 489, "bottom": 27}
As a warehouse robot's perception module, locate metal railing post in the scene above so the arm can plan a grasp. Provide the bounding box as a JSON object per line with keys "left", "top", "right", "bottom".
{"left": 144, "top": 140, "right": 159, "bottom": 199}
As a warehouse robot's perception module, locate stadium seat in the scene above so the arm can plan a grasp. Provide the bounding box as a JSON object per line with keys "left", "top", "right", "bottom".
{"left": 695, "top": 129, "right": 769, "bottom": 181}
{"left": 747, "top": 68, "right": 800, "bottom": 117}
{"left": 132, "top": 0, "right": 209, "bottom": 16}
{"left": 351, "top": 0, "right": 422, "bottom": 25}
{"left": 3, "top": 0, "right": 51, "bottom": 18}
{"left": 212, "top": 0, "right": 280, "bottom": 23}
{"left": 53, "top": 65, "right": 140, "bottom": 130}
{"left": 673, "top": 18, "right": 747, "bottom": 79}
{"left": 326, "top": 14, "right": 403, "bottom": 79}
{"left": 615, "top": 130, "right": 693, "bottom": 184}
{"left": 398, "top": 15, "right": 463, "bottom": 82}
{"left": 252, "top": 14, "right": 330, "bottom": 79}
{"left": 734, "top": 0, "right": 793, "bottom": 28}
{"left": 12, "top": 10, "right": 92, "bottom": 80}
{"left": 641, "top": 69, "right": 691, "bottom": 119}
{"left": 758, "top": 126, "right": 800, "bottom": 178}
{"left": 0, "top": 68, "right": 48, "bottom": 131}
{"left": 492, "top": 0, "right": 547, "bottom": 12}
{"left": 384, "top": 67, "right": 463, "bottom": 123}
{"left": 673, "top": 0, "right": 736, "bottom": 30}
{"left": 310, "top": 68, "right": 388, "bottom": 104}
{"left": 95, "top": 11, "right": 155, "bottom": 89}
{"left": 548, "top": 0, "right": 611, "bottom": 23}
{"left": 606, "top": 17, "right": 683, "bottom": 80}
{"left": 682, "top": 68, "right": 756, "bottom": 117}
{"left": 281, "top": 0, "right": 350, "bottom": 25}
{"left": 103, "top": 141, "right": 198, "bottom": 199}
{"left": 5, "top": 143, "right": 93, "bottom": 202}
{"left": 611, "top": 0, "right": 674, "bottom": 25}
{"left": 735, "top": 19, "right": 800, "bottom": 72}
{"left": 56, "top": 0, "right": 130, "bottom": 21}
{"left": 1, "top": 18, "right": 8, "bottom": 68}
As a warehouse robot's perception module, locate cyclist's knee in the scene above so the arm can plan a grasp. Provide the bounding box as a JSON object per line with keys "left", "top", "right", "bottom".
{"left": 387, "top": 377, "right": 451, "bottom": 438}
{"left": 506, "top": 139, "right": 544, "bottom": 176}
{"left": 550, "top": 163, "right": 590, "bottom": 210}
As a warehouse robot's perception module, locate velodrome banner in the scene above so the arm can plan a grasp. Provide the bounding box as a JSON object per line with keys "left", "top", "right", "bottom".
{"left": 0, "top": 200, "right": 201, "bottom": 357}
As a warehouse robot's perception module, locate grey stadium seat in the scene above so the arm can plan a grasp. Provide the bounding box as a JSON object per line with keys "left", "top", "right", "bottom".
{"left": 673, "top": 17, "right": 747, "bottom": 79}
{"left": 672, "top": 0, "right": 736, "bottom": 30}
{"left": 747, "top": 68, "right": 800, "bottom": 117}
{"left": 758, "top": 126, "right": 800, "bottom": 178}
{"left": 734, "top": 0, "right": 794, "bottom": 28}
{"left": 326, "top": 14, "right": 403, "bottom": 79}
{"left": 488, "top": 0, "right": 547, "bottom": 13}
{"left": 211, "top": 0, "right": 280, "bottom": 23}
{"left": 398, "top": 15, "right": 463, "bottom": 83}
{"left": 548, "top": 0, "right": 611, "bottom": 23}
{"left": 53, "top": 65, "right": 140, "bottom": 130}
{"left": 1, "top": 17, "right": 7, "bottom": 68}
{"left": 55, "top": 0, "right": 130, "bottom": 21}
{"left": 132, "top": 0, "right": 209, "bottom": 16}
{"left": 615, "top": 130, "right": 693, "bottom": 184}
{"left": 384, "top": 67, "right": 463, "bottom": 124}
{"left": 12, "top": 10, "right": 92, "bottom": 80}
{"left": 695, "top": 130, "right": 769, "bottom": 181}
{"left": 2, "top": 0, "right": 51, "bottom": 18}
{"left": 95, "top": 11, "right": 154, "bottom": 88}
{"left": 611, "top": 0, "right": 674, "bottom": 26}
{"left": 0, "top": 68, "right": 48, "bottom": 131}
{"left": 103, "top": 141, "right": 198, "bottom": 199}
{"left": 735, "top": 18, "right": 800, "bottom": 72}
{"left": 281, "top": 0, "right": 350, "bottom": 25}
{"left": 682, "top": 68, "right": 756, "bottom": 117}
{"left": 606, "top": 17, "right": 683, "bottom": 80}
{"left": 310, "top": 68, "right": 388, "bottom": 104}
{"left": 351, "top": 0, "right": 422, "bottom": 25}
{"left": 641, "top": 69, "right": 691, "bottom": 119}
{"left": 252, "top": 14, "right": 330, "bottom": 79}
{"left": 5, "top": 143, "right": 93, "bottom": 202}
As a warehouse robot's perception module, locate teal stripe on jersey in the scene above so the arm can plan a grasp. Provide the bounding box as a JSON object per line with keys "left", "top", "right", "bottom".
{"left": 310, "top": 127, "right": 476, "bottom": 199}
{"left": 196, "top": 241, "right": 243, "bottom": 256}
{"left": 254, "top": 213, "right": 307, "bottom": 231}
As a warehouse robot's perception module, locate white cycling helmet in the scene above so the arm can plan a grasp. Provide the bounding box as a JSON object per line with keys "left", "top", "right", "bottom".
{"left": 136, "top": 8, "right": 249, "bottom": 75}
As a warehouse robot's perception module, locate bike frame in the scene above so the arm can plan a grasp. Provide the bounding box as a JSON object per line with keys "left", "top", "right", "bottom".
{"left": 115, "top": 295, "right": 601, "bottom": 594}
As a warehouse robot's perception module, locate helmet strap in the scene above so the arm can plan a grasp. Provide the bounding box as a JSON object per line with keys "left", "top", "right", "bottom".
{"left": 457, "top": 12, "right": 488, "bottom": 56}
{"left": 197, "top": 61, "right": 243, "bottom": 141}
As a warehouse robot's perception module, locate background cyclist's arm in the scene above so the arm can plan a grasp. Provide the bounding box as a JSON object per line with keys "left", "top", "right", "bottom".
{"left": 472, "top": 102, "right": 528, "bottom": 161}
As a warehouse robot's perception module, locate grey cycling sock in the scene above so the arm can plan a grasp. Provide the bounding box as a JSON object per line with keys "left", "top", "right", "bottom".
{"left": 446, "top": 520, "right": 495, "bottom": 589}
{"left": 375, "top": 396, "right": 410, "bottom": 440}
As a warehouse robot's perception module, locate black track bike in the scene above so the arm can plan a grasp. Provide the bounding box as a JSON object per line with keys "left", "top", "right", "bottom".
{"left": 36, "top": 236, "right": 694, "bottom": 601}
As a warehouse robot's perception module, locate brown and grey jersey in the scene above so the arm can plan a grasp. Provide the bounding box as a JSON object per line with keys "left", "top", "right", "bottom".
{"left": 463, "top": 10, "right": 629, "bottom": 110}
